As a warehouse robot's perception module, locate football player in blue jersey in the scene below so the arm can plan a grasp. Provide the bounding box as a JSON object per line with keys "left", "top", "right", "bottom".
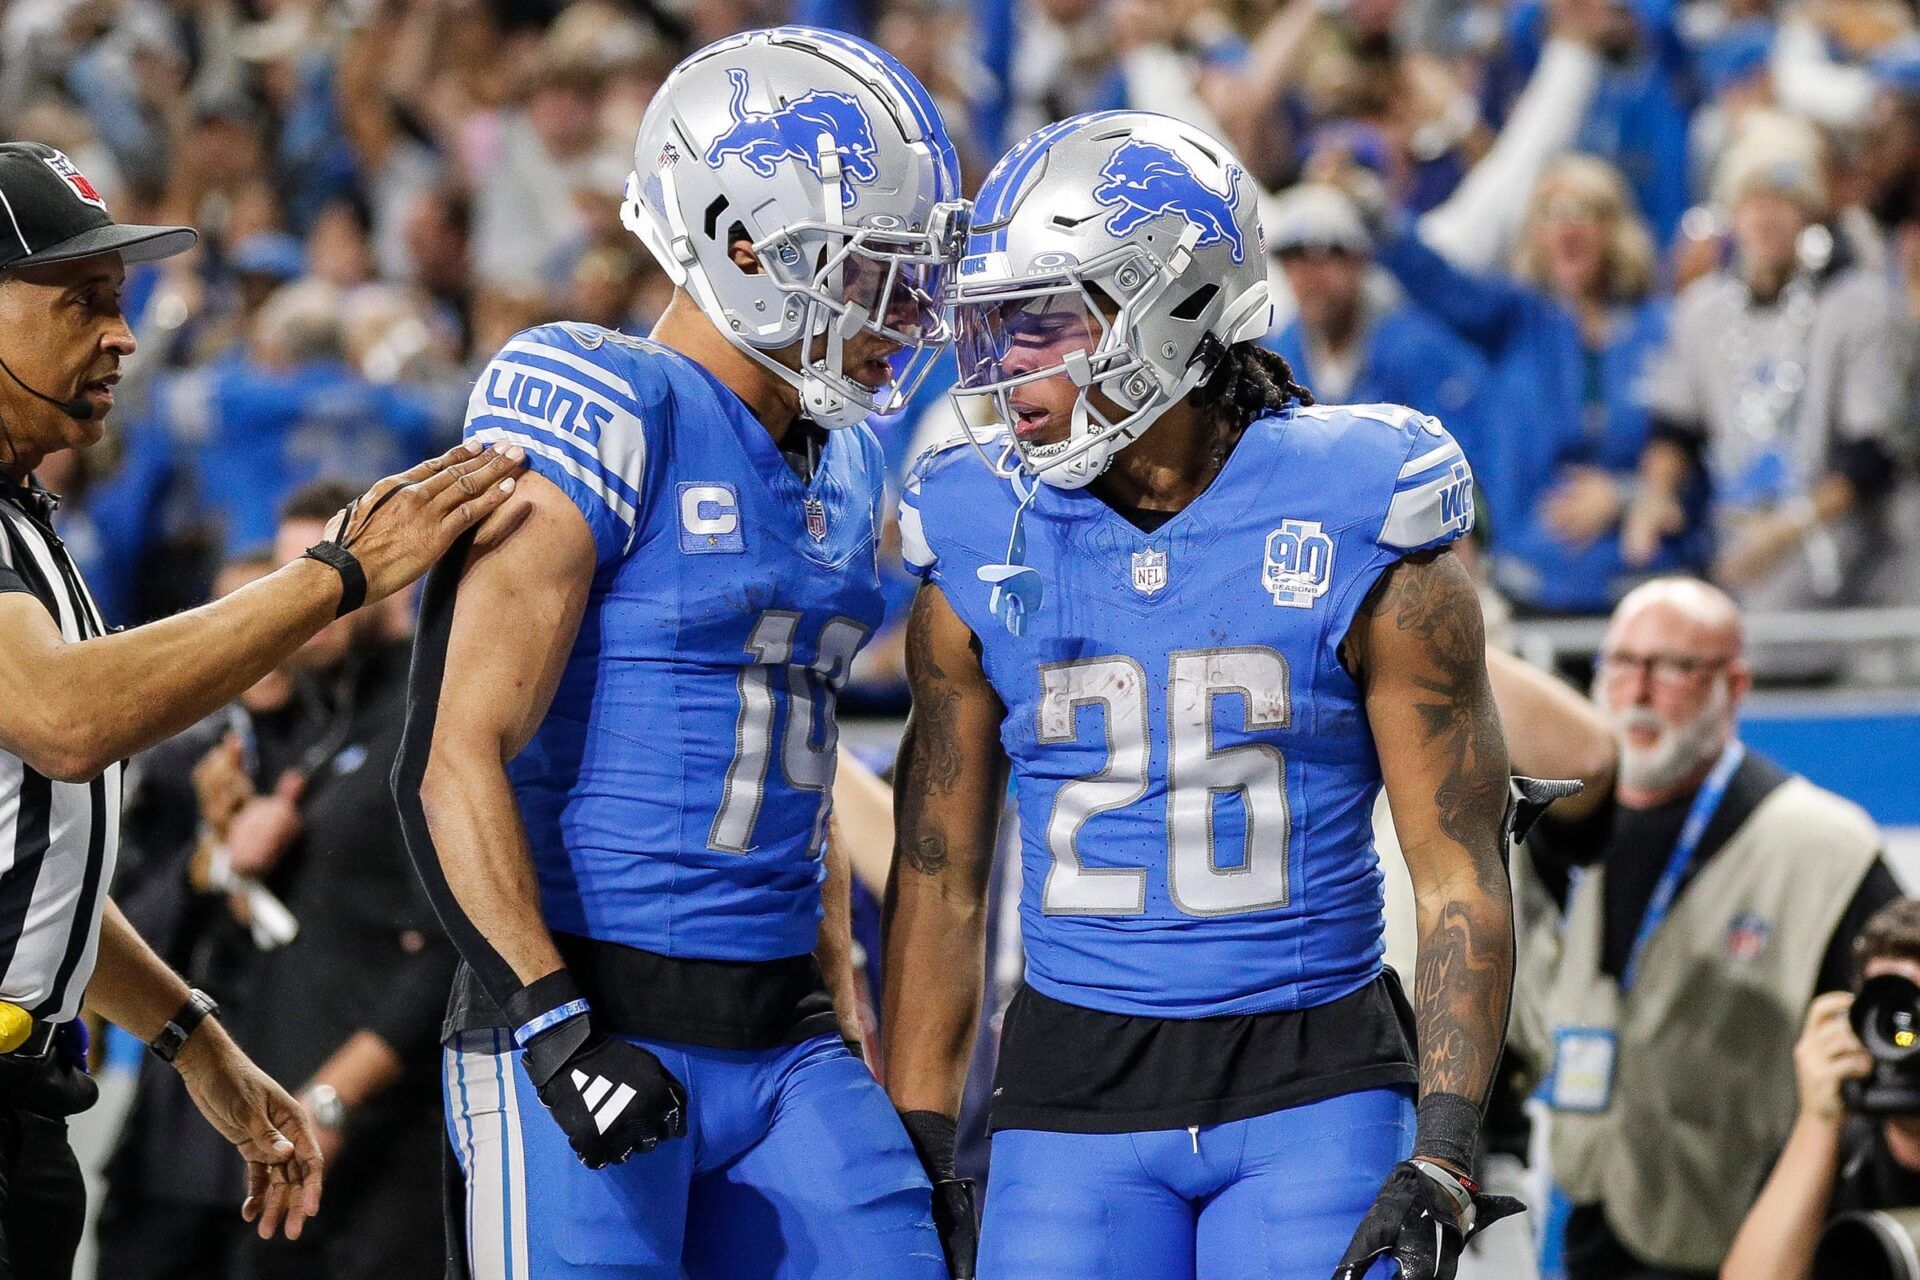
{"left": 882, "top": 112, "right": 1526, "bottom": 1280}
{"left": 390, "top": 28, "right": 968, "bottom": 1280}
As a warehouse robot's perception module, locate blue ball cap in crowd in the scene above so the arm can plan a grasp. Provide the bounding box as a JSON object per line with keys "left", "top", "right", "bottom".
{"left": 0, "top": 140, "right": 196, "bottom": 271}
{"left": 1873, "top": 36, "right": 1920, "bottom": 97}
{"left": 1699, "top": 21, "right": 1775, "bottom": 96}
{"left": 229, "top": 232, "right": 306, "bottom": 281}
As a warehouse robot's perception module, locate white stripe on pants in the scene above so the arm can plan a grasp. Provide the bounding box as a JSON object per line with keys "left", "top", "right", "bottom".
{"left": 445, "top": 1030, "right": 532, "bottom": 1280}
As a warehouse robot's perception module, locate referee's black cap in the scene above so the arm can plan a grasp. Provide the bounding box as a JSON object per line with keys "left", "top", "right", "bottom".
{"left": 0, "top": 141, "right": 196, "bottom": 272}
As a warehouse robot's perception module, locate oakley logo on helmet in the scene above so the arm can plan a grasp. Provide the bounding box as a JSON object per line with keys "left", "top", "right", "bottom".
{"left": 1092, "top": 140, "right": 1245, "bottom": 264}
{"left": 703, "top": 68, "right": 880, "bottom": 205}
{"left": 41, "top": 150, "right": 106, "bottom": 211}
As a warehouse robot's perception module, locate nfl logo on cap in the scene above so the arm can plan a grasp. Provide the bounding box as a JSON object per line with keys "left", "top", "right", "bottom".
{"left": 41, "top": 150, "right": 105, "bottom": 211}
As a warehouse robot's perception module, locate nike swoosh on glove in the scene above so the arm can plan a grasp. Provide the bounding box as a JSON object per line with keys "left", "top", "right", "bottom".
{"left": 1332, "top": 1159, "right": 1525, "bottom": 1280}
{"left": 522, "top": 1021, "right": 687, "bottom": 1170}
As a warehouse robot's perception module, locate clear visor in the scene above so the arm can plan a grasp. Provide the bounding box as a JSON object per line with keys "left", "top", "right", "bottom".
{"left": 948, "top": 274, "right": 1150, "bottom": 483}
{"left": 954, "top": 285, "right": 1103, "bottom": 393}
{"left": 767, "top": 215, "right": 961, "bottom": 415}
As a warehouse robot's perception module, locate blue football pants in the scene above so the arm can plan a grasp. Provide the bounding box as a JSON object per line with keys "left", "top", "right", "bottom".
{"left": 978, "top": 1086, "right": 1414, "bottom": 1280}
{"left": 443, "top": 1029, "right": 947, "bottom": 1280}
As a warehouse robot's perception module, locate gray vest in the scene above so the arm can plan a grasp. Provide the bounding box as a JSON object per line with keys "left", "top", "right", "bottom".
{"left": 1543, "top": 776, "right": 1880, "bottom": 1271}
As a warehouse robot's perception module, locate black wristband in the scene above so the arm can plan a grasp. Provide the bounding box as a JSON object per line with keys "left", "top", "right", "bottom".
{"left": 900, "top": 1109, "right": 959, "bottom": 1181}
{"left": 1413, "top": 1092, "right": 1482, "bottom": 1173}
{"left": 302, "top": 541, "right": 366, "bottom": 618}
{"left": 150, "top": 988, "right": 219, "bottom": 1063}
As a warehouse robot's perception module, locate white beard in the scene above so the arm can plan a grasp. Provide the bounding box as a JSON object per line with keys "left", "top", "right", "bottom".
{"left": 1613, "top": 680, "right": 1733, "bottom": 794}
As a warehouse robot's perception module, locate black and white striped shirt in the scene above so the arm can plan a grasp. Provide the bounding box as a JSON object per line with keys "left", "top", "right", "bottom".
{"left": 0, "top": 475, "right": 120, "bottom": 1024}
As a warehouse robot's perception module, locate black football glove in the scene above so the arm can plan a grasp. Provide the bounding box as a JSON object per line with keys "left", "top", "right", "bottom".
{"left": 900, "top": 1110, "right": 978, "bottom": 1280}
{"left": 505, "top": 975, "right": 686, "bottom": 1170}
{"left": 1332, "top": 1159, "right": 1525, "bottom": 1280}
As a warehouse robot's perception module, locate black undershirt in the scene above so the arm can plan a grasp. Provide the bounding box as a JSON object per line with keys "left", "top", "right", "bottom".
{"left": 1531, "top": 751, "right": 1899, "bottom": 1276}
{"left": 988, "top": 972, "right": 1418, "bottom": 1134}
{"left": 1105, "top": 501, "right": 1177, "bottom": 534}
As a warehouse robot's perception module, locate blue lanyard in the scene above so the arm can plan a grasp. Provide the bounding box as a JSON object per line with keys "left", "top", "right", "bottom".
{"left": 1619, "top": 740, "right": 1746, "bottom": 994}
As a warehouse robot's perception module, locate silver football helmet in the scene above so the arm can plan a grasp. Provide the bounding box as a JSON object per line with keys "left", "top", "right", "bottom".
{"left": 952, "top": 111, "right": 1273, "bottom": 487}
{"left": 621, "top": 26, "right": 968, "bottom": 428}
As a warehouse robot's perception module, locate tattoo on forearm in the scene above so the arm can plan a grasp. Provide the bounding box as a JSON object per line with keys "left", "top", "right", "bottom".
{"left": 1415, "top": 900, "right": 1507, "bottom": 1100}
{"left": 896, "top": 590, "right": 968, "bottom": 878}
{"left": 1360, "top": 553, "right": 1508, "bottom": 853}
{"left": 1363, "top": 552, "right": 1515, "bottom": 1106}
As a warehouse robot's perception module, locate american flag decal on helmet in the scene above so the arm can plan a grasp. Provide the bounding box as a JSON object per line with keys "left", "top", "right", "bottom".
{"left": 41, "top": 151, "right": 105, "bottom": 211}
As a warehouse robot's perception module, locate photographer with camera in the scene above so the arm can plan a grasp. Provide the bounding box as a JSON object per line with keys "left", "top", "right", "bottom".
{"left": 1723, "top": 899, "right": 1920, "bottom": 1280}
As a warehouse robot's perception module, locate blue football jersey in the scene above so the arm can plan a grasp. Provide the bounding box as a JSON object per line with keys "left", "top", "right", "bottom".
{"left": 900, "top": 403, "right": 1475, "bottom": 1018}
{"left": 463, "top": 323, "right": 887, "bottom": 962}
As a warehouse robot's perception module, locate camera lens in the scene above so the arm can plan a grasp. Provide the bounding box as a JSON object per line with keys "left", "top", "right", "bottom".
{"left": 1856, "top": 975, "right": 1920, "bottom": 1066}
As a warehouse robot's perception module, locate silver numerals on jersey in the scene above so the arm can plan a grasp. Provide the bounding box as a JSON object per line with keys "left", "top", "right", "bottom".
{"left": 709, "top": 610, "right": 871, "bottom": 856}
{"left": 1038, "top": 647, "right": 1293, "bottom": 917}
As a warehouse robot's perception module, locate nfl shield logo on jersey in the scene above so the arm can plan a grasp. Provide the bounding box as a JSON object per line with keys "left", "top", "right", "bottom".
{"left": 1262, "top": 520, "right": 1335, "bottom": 608}
{"left": 1131, "top": 548, "right": 1167, "bottom": 596}
{"left": 805, "top": 496, "right": 828, "bottom": 541}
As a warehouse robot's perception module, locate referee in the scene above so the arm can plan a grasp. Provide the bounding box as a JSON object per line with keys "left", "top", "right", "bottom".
{"left": 0, "top": 140, "right": 524, "bottom": 1278}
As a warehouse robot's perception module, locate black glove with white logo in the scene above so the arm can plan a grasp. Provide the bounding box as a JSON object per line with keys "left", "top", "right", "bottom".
{"left": 900, "top": 1110, "right": 978, "bottom": 1280}
{"left": 505, "top": 973, "right": 686, "bottom": 1170}
{"left": 1336, "top": 1094, "right": 1524, "bottom": 1280}
{"left": 1333, "top": 1159, "right": 1525, "bottom": 1280}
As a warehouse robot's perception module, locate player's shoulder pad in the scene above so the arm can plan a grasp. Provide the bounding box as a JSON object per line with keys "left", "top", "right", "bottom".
{"left": 1291, "top": 401, "right": 1475, "bottom": 553}
{"left": 898, "top": 429, "right": 1010, "bottom": 576}
{"left": 465, "top": 323, "right": 671, "bottom": 558}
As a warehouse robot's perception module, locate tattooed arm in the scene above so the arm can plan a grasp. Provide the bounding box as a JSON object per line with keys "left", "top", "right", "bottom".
{"left": 1345, "top": 547, "right": 1514, "bottom": 1163}
{"left": 880, "top": 582, "right": 1010, "bottom": 1116}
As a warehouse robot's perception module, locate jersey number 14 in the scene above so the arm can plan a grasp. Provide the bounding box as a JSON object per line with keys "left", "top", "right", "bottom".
{"left": 709, "top": 610, "right": 870, "bottom": 857}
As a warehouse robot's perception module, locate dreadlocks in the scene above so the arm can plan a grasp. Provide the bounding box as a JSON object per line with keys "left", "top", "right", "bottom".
{"left": 1191, "top": 342, "right": 1315, "bottom": 468}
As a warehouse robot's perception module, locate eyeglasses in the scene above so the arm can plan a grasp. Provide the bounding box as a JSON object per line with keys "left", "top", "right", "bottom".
{"left": 1595, "top": 650, "right": 1733, "bottom": 689}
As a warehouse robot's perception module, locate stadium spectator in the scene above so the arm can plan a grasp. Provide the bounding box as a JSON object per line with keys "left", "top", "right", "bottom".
{"left": 228, "top": 483, "right": 454, "bottom": 1280}
{"left": 1486, "top": 0, "right": 1691, "bottom": 244}
{"left": 1626, "top": 116, "right": 1914, "bottom": 639}
{"left": 1490, "top": 577, "right": 1900, "bottom": 1280}
{"left": 1262, "top": 182, "right": 1486, "bottom": 446}
{"left": 471, "top": 50, "right": 627, "bottom": 294}
{"left": 147, "top": 280, "right": 444, "bottom": 556}
{"left": 1365, "top": 154, "right": 1703, "bottom": 614}
{"left": 1722, "top": 898, "right": 1920, "bottom": 1280}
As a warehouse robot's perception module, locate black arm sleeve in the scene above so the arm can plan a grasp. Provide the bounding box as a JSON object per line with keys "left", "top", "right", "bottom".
{"left": 0, "top": 565, "right": 33, "bottom": 597}
{"left": 391, "top": 532, "right": 528, "bottom": 1008}
{"left": 1815, "top": 857, "right": 1905, "bottom": 995}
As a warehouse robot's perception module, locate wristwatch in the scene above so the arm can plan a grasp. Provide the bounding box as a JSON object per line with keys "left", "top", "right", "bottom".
{"left": 149, "top": 988, "right": 219, "bottom": 1063}
{"left": 302, "top": 1082, "right": 348, "bottom": 1130}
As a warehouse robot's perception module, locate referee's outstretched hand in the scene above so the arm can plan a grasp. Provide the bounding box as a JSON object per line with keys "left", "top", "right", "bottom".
{"left": 319, "top": 441, "right": 528, "bottom": 607}
{"left": 175, "top": 1025, "right": 326, "bottom": 1240}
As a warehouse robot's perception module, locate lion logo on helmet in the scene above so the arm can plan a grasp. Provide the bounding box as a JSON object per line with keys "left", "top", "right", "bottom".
{"left": 1092, "top": 139, "right": 1246, "bottom": 264}
{"left": 703, "top": 68, "right": 880, "bottom": 206}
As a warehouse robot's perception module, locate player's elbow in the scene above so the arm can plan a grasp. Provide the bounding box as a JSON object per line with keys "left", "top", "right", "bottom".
{"left": 416, "top": 729, "right": 509, "bottom": 837}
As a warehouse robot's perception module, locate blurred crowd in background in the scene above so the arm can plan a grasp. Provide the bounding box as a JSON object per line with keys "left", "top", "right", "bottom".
{"left": 9, "top": 0, "right": 1920, "bottom": 1277}
{"left": 9, "top": 0, "right": 1920, "bottom": 693}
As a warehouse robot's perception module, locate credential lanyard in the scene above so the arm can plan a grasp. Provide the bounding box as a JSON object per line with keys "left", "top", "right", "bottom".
{"left": 1619, "top": 739, "right": 1746, "bottom": 994}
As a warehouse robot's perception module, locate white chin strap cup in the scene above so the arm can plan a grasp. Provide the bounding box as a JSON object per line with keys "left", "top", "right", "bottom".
{"left": 802, "top": 373, "right": 866, "bottom": 429}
